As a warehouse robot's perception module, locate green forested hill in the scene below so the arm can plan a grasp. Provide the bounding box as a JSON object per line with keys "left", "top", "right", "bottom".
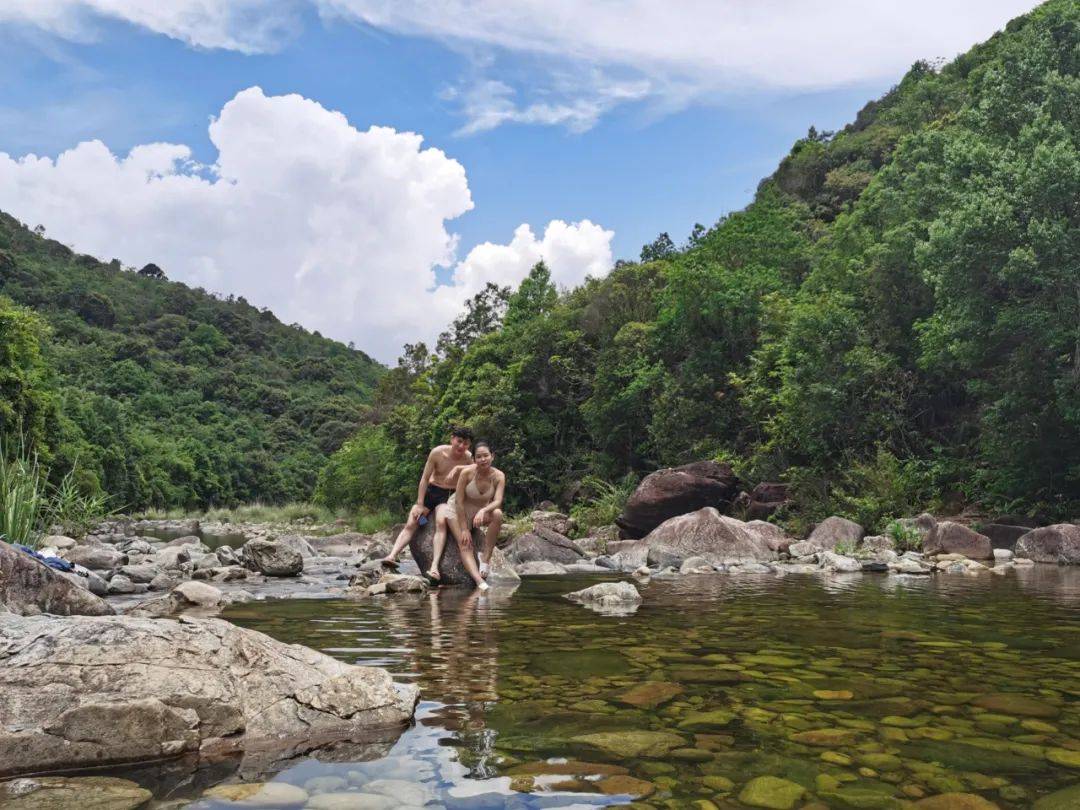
{"left": 0, "top": 213, "right": 382, "bottom": 508}
{"left": 320, "top": 0, "right": 1080, "bottom": 531}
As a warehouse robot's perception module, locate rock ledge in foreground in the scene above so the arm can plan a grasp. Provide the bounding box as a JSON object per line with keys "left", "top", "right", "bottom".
{"left": 0, "top": 539, "right": 114, "bottom": 617}
{"left": 0, "top": 613, "right": 418, "bottom": 778}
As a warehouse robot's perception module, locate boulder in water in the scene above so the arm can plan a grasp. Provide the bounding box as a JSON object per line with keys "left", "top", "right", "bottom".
{"left": 242, "top": 538, "right": 303, "bottom": 576}
{"left": 641, "top": 508, "right": 776, "bottom": 564}
{"left": 807, "top": 516, "right": 865, "bottom": 550}
{"left": 408, "top": 520, "right": 519, "bottom": 586}
{"left": 0, "top": 540, "right": 114, "bottom": 616}
{"left": 505, "top": 527, "right": 584, "bottom": 565}
{"left": 1015, "top": 524, "right": 1080, "bottom": 564}
{"left": 923, "top": 521, "right": 993, "bottom": 560}
{"left": 616, "top": 461, "right": 738, "bottom": 539}
{"left": 0, "top": 613, "right": 418, "bottom": 777}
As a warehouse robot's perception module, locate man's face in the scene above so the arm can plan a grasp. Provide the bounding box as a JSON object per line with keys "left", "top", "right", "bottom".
{"left": 450, "top": 436, "right": 471, "bottom": 455}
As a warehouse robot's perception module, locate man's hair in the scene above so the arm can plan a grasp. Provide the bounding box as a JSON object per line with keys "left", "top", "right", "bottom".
{"left": 450, "top": 425, "right": 475, "bottom": 443}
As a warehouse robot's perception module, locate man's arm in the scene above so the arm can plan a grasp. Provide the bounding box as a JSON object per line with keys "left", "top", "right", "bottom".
{"left": 413, "top": 451, "right": 436, "bottom": 516}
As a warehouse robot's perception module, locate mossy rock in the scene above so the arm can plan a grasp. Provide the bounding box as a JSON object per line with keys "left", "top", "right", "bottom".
{"left": 817, "top": 778, "right": 903, "bottom": 809}
{"left": 898, "top": 741, "right": 1047, "bottom": 775}
{"left": 737, "top": 775, "right": 806, "bottom": 809}
{"left": 971, "top": 693, "right": 1059, "bottom": 718}
{"left": 1034, "top": 782, "right": 1080, "bottom": 810}
{"left": 677, "top": 709, "right": 736, "bottom": 731}
{"left": 913, "top": 793, "right": 1001, "bottom": 809}
{"left": 571, "top": 730, "right": 685, "bottom": 758}
{"left": 616, "top": 681, "right": 684, "bottom": 708}
{"left": 790, "top": 727, "right": 861, "bottom": 746}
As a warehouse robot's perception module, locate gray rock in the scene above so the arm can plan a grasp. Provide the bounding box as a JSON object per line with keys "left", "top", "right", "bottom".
{"left": 1015, "top": 524, "right": 1080, "bottom": 564}
{"left": 787, "top": 541, "right": 821, "bottom": 558}
{"left": 923, "top": 521, "right": 993, "bottom": 560}
{"left": 890, "top": 558, "right": 931, "bottom": 575}
{"left": 116, "top": 537, "right": 156, "bottom": 556}
{"left": 0, "top": 546, "right": 116, "bottom": 613}
{"left": 514, "top": 560, "right": 568, "bottom": 576}
{"left": 646, "top": 547, "right": 685, "bottom": 569}
{"left": 171, "top": 581, "right": 226, "bottom": 608}
{"left": 993, "top": 548, "right": 1014, "bottom": 562}
{"left": 859, "top": 535, "right": 896, "bottom": 553}
{"left": 505, "top": 527, "right": 584, "bottom": 565}
{"left": 564, "top": 581, "right": 642, "bottom": 614}
{"left": 743, "top": 520, "right": 794, "bottom": 553}
{"left": 148, "top": 571, "right": 185, "bottom": 591}
{"left": 215, "top": 545, "right": 240, "bottom": 566}
{"left": 63, "top": 544, "right": 127, "bottom": 571}
{"left": 807, "top": 516, "right": 865, "bottom": 550}
{"left": 163, "top": 534, "right": 204, "bottom": 549}
{"left": 275, "top": 534, "right": 318, "bottom": 559}
{"left": 641, "top": 508, "right": 776, "bottom": 564}
{"left": 819, "top": 551, "right": 862, "bottom": 573}
{"left": 530, "top": 510, "right": 577, "bottom": 537}
{"left": 242, "top": 539, "right": 303, "bottom": 577}
{"left": 679, "top": 555, "right": 714, "bottom": 574}
{"left": 118, "top": 563, "right": 160, "bottom": 584}
{"left": 41, "top": 535, "right": 77, "bottom": 551}
{"left": 980, "top": 523, "right": 1030, "bottom": 550}
{"left": 154, "top": 546, "right": 193, "bottom": 569}
{"left": 107, "top": 574, "right": 136, "bottom": 594}
{"left": 363, "top": 574, "right": 429, "bottom": 596}
{"left": 0, "top": 613, "right": 418, "bottom": 778}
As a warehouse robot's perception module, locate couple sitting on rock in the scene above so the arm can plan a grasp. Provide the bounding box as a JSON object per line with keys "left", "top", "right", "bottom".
{"left": 380, "top": 426, "right": 505, "bottom": 591}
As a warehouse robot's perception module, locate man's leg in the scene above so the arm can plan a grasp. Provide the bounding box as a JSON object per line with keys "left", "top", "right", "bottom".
{"left": 381, "top": 506, "right": 422, "bottom": 565}
{"left": 479, "top": 509, "right": 503, "bottom": 578}
{"left": 427, "top": 504, "right": 450, "bottom": 580}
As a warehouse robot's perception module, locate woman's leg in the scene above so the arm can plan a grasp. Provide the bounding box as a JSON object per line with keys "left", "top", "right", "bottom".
{"left": 449, "top": 512, "right": 488, "bottom": 589}
{"left": 479, "top": 508, "right": 503, "bottom": 577}
{"left": 428, "top": 504, "right": 450, "bottom": 580}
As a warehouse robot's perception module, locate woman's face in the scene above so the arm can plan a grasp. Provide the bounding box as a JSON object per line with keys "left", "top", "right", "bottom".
{"left": 475, "top": 446, "right": 493, "bottom": 469}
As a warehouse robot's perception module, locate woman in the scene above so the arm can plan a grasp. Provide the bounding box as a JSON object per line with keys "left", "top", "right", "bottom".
{"left": 427, "top": 441, "right": 504, "bottom": 590}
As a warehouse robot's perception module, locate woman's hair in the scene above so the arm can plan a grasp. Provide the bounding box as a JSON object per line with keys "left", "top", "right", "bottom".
{"left": 473, "top": 440, "right": 493, "bottom": 455}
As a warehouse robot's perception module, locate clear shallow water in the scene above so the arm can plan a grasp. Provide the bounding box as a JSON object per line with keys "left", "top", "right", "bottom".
{"left": 194, "top": 569, "right": 1080, "bottom": 807}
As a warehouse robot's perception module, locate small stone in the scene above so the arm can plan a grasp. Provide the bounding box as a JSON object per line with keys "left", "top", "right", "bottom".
{"left": 914, "top": 793, "right": 1001, "bottom": 809}
{"left": 203, "top": 782, "right": 309, "bottom": 806}
{"left": 703, "top": 775, "right": 735, "bottom": 791}
{"left": 677, "top": 709, "right": 735, "bottom": 731}
{"left": 617, "top": 681, "right": 683, "bottom": 708}
{"left": 572, "top": 730, "right": 685, "bottom": 758}
{"left": 972, "top": 693, "right": 1059, "bottom": 718}
{"left": 597, "top": 775, "right": 656, "bottom": 797}
{"left": 738, "top": 775, "right": 807, "bottom": 809}
{"left": 790, "top": 728, "right": 860, "bottom": 746}
{"left": 814, "top": 689, "right": 854, "bottom": 700}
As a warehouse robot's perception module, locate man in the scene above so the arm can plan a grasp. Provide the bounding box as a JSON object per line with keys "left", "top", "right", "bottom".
{"left": 379, "top": 426, "right": 474, "bottom": 568}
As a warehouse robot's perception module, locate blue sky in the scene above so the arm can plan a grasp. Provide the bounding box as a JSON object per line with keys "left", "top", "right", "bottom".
{"left": 0, "top": 1, "right": 1040, "bottom": 360}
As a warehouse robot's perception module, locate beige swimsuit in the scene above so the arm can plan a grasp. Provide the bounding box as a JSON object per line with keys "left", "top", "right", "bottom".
{"left": 450, "top": 473, "right": 495, "bottom": 526}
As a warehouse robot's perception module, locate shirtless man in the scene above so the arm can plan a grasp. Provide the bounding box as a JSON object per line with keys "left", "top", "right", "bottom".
{"left": 379, "top": 426, "right": 474, "bottom": 568}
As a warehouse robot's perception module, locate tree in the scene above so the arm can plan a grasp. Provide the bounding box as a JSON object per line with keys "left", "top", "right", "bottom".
{"left": 138, "top": 263, "right": 166, "bottom": 279}
{"left": 0, "top": 296, "right": 58, "bottom": 457}
{"left": 640, "top": 232, "right": 676, "bottom": 262}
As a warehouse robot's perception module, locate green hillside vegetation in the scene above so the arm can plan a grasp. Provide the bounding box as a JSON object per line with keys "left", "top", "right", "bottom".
{"left": 0, "top": 214, "right": 381, "bottom": 509}
{"left": 319, "top": 0, "right": 1080, "bottom": 532}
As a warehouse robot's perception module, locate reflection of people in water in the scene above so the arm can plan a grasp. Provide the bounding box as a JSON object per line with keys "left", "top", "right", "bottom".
{"left": 428, "top": 442, "right": 504, "bottom": 590}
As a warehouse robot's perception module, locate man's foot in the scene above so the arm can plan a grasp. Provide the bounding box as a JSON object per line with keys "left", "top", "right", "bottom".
{"left": 479, "top": 561, "right": 490, "bottom": 579}
{"left": 379, "top": 557, "right": 400, "bottom": 570}
{"left": 477, "top": 580, "right": 490, "bottom": 592}
{"left": 424, "top": 567, "right": 441, "bottom": 584}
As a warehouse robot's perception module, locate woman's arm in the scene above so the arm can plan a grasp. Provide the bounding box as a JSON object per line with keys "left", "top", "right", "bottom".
{"left": 455, "top": 466, "right": 473, "bottom": 538}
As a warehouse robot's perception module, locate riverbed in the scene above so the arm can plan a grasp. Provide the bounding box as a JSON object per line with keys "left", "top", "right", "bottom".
{"left": 107, "top": 569, "right": 1080, "bottom": 806}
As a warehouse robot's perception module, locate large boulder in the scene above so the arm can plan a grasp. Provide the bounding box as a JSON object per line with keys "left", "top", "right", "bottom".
{"left": 615, "top": 461, "right": 739, "bottom": 539}
{"left": 923, "top": 521, "right": 993, "bottom": 560}
{"left": 408, "top": 520, "right": 519, "bottom": 586}
{"left": 505, "top": 527, "right": 584, "bottom": 565}
{"left": 0, "top": 613, "right": 418, "bottom": 778}
{"left": 640, "top": 508, "right": 776, "bottom": 564}
{"left": 0, "top": 541, "right": 114, "bottom": 616}
{"left": 807, "top": 516, "right": 865, "bottom": 550}
{"left": 1015, "top": 525, "right": 1080, "bottom": 564}
{"left": 274, "top": 534, "right": 318, "bottom": 559}
{"left": 530, "top": 510, "right": 577, "bottom": 537}
{"left": 242, "top": 539, "right": 303, "bottom": 577}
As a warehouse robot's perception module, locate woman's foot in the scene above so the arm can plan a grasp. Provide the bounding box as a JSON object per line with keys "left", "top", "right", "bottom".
{"left": 476, "top": 580, "right": 490, "bottom": 592}
{"left": 424, "top": 567, "right": 442, "bottom": 584}
{"left": 479, "top": 561, "right": 490, "bottom": 579}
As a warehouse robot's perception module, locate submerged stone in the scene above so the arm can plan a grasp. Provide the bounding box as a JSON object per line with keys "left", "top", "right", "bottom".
{"left": 677, "top": 709, "right": 736, "bottom": 731}
{"left": 971, "top": 693, "right": 1059, "bottom": 718}
{"left": 571, "top": 730, "right": 685, "bottom": 758}
{"left": 914, "top": 794, "right": 1001, "bottom": 809}
{"left": 597, "top": 775, "right": 656, "bottom": 797}
{"left": 1034, "top": 782, "right": 1080, "bottom": 810}
{"left": 737, "top": 775, "right": 807, "bottom": 809}
{"left": 790, "top": 728, "right": 861, "bottom": 746}
{"left": 617, "top": 681, "right": 684, "bottom": 708}
{"left": 202, "top": 782, "right": 309, "bottom": 806}
{"left": 0, "top": 776, "right": 153, "bottom": 810}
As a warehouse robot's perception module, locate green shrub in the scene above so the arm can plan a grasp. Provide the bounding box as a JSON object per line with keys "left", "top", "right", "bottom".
{"left": 886, "top": 519, "right": 923, "bottom": 552}
{"left": 569, "top": 474, "right": 637, "bottom": 535}
{"left": 0, "top": 441, "right": 48, "bottom": 548}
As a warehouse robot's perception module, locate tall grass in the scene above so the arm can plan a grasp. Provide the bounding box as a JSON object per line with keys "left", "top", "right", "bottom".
{"left": 0, "top": 444, "right": 48, "bottom": 548}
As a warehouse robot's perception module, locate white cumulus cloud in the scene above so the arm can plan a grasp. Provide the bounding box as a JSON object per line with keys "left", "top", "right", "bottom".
{"left": 0, "top": 87, "right": 614, "bottom": 361}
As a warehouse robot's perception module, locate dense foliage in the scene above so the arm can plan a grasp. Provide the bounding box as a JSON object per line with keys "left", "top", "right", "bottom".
{"left": 319, "top": 0, "right": 1080, "bottom": 530}
{"left": 0, "top": 214, "right": 381, "bottom": 509}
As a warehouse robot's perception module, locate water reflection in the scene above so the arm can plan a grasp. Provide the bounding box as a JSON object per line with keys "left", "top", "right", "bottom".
{"left": 201, "top": 571, "right": 1080, "bottom": 807}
